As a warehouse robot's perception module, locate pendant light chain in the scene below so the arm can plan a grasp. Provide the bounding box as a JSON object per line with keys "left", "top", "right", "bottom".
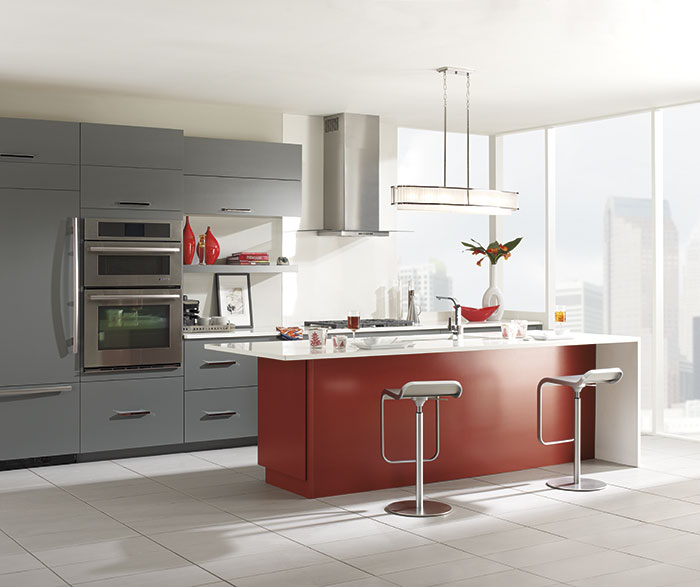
{"left": 466, "top": 72, "right": 471, "bottom": 190}
{"left": 443, "top": 69, "right": 448, "bottom": 188}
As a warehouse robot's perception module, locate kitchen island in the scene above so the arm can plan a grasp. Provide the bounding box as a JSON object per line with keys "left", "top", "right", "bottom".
{"left": 206, "top": 333, "right": 639, "bottom": 498}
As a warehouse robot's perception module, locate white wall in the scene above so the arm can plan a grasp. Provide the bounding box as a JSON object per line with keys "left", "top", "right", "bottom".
{"left": 281, "top": 114, "right": 400, "bottom": 324}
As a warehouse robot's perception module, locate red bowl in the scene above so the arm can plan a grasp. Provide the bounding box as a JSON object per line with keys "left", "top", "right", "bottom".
{"left": 460, "top": 305, "right": 499, "bottom": 322}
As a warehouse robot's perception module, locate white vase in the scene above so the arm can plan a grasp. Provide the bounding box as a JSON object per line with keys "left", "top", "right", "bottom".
{"left": 482, "top": 263, "right": 505, "bottom": 321}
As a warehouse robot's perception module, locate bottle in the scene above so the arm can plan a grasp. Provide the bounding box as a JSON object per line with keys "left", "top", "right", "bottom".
{"left": 196, "top": 234, "right": 206, "bottom": 264}
{"left": 406, "top": 279, "right": 419, "bottom": 324}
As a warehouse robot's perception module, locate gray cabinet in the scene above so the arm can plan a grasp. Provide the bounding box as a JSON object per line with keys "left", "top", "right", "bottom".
{"left": 0, "top": 162, "right": 78, "bottom": 190}
{"left": 0, "top": 117, "right": 79, "bottom": 164}
{"left": 0, "top": 189, "right": 79, "bottom": 387}
{"left": 185, "top": 340, "right": 257, "bottom": 391}
{"left": 81, "top": 377, "right": 184, "bottom": 453}
{"left": 0, "top": 383, "right": 79, "bottom": 460}
{"left": 183, "top": 137, "right": 301, "bottom": 217}
{"left": 81, "top": 123, "right": 183, "bottom": 170}
{"left": 81, "top": 166, "right": 183, "bottom": 212}
{"left": 185, "top": 386, "right": 257, "bottom": 443}
{"left": 184, "top": 175, "right": 300, "bottom": 217}
{"left": 184, "top": 137, "right": 301, "bottom": 180}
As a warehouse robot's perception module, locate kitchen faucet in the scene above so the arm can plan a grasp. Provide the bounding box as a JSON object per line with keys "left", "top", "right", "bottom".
{"left": 436, "top": 296, "right": 462, "bottom": 339}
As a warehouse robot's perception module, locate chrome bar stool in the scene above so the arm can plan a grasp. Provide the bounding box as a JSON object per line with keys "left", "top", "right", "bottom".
{"left": 538, "top": 368, "right": 623, "bottom": 492}
{"left": 381, "top": 380, "right": 463, "bottom": 517}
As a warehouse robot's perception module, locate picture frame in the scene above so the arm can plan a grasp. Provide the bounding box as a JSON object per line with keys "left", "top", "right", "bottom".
{"left": 216, "top": 273, "right": 253, "bottom": 329}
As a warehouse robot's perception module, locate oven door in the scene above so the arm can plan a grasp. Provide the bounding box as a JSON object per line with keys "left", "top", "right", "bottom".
{"left": 83, "top": 289, "right": 182, "bottom": 371}
{"left": 84, "top": 241, "right": 182, "bottom": 288}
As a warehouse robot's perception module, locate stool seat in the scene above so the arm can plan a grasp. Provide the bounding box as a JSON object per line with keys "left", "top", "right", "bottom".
{"left": 381, "top": 380, "right": 462, "bottom": 517}
{"left": 538, "top": 367, "right": 623, "bottom": 492}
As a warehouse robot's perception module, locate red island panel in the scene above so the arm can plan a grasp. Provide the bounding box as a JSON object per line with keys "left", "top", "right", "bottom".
{"left": 258, "top": 345, "right": 596, "bottom": 498}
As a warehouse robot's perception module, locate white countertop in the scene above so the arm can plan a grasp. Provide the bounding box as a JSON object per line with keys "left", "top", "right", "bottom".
{"left": 204, "top": 332, "right": 639, "bottom": 361}
{"left": 184, "top": 321, "right": 534, "bottom": 340}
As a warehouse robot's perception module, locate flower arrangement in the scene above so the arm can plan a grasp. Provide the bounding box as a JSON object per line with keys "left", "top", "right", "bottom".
{"left": 461, "top": 237, "right": 523, "bottom": 266}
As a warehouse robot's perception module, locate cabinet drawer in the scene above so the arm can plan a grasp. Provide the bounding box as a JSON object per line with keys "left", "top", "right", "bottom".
{"left": 0, "top": 161, "right": 78, "bottom": 190}
{"left": 0, "top": 118, "right": 79, "bottom": 164}
{"left": 81, "top": 377, "right": 183, "bottom": 453}
{"left": 0, "top": 383, "right": 79, "bottom": 460}
{"left": 185, "top": 386, "right": 257, "bottom": 443}
{"left": 184, "top": 175, "right": 300, "bottom": 217}
{"left": 185, "top": 341, "right": 257, "bottom": 391}
{"left": 184, "top": 137, "right": 301, "bottom": 180}
{"left": 81, "top": 123, "right": 183, "bottom": 169}
{"left": 81, "top": 166, "right": 183, "bottom": 211}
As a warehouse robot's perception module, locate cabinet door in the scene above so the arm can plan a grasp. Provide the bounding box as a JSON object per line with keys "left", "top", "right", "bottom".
{"left": 185, "top": 386, "right": 257, "bottom": 443}
{"left": 81, "top": 166, "right": 183, "bottom": 212}
{"left": 81, "top": 377, "right": 183, "bottom": 453}
{"left": 0, "top": 189, "right": 79, "bottom": 387}
{"left": 0, "top": 383, "right": 79, "bottom": 460}
{"left": 184, "top": 341, "right": 257, "bottom": 391}
{"left": 81, "top": 123, "right": 183, "bottom": 170}
{"left": 0, "top": 118, "right": 79, "bottom": 164}
{"left": 184, "top": 137, "right": 301, "bottom": 180}
{"left": 0, "top": 162, "right": 78, "bottom": 190}
{"left": 184, "top": 175, "right": 301, "bottom": 217}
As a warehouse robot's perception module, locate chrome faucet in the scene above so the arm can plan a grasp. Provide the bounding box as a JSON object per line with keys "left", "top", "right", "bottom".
{"left": 436, "top": 296, "right": 462, "bottom": 339}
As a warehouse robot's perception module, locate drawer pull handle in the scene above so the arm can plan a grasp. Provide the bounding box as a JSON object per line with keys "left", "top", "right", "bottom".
{"left": 202, "top": 360, "right": 238, "bottom": 367}
{"left": 0, "top": 385, "right": 71, "bottom": 398}
{"left": 221, "top": 208, "right": 252, "bottom": 214}
{"left": 113, "top": 410, "right": 152, "bottom": 417}
{"left": 0, "top": 153, "right": 35, "bottom": 159}
{"left": 118, "top": 201, "right": 152, "bottom": 207}
{"left": 202, "top": 410, "right": 238, "bottom": 418}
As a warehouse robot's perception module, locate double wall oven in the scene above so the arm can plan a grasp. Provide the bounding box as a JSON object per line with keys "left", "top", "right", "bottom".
{"left": 82, "top": 218, "right": 183, "bottom": 371}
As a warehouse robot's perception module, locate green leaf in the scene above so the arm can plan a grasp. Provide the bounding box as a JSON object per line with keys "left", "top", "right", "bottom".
{"left": 502, "top": 237, "right": 523, "bottom": 253}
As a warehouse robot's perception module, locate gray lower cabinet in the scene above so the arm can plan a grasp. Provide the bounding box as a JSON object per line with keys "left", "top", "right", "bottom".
{"left": 81, "top": 377, "right": 184, "bottom": 453}
{"left": 0, "top": 189, "right": 80, "bottom": 387}
{"left": 81, "top": 123, "right": 183, "bottom": 170}
{"left": 81, "top": 166, "right": 183, "bottom": 212}
{"left": 0, "top": 383, "right": 79, "bottom": 460}
{"left": 185, "top": 386, "right": 257, "bottom": 443}
{"left": 184, "top": 137, "right": 301, "bottom": 180}
{"left": 185, "top": 341, "right": 257, "bottom": 391}
{"left": 0, "top": 117, "right": 79, "bottom": 165}
{"left": 184, "top": 175, "right": 301, "bottom": 217}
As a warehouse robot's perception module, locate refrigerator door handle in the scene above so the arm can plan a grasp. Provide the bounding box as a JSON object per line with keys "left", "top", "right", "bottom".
{"left": 72, "top": 217, "right": 79, "bottom": 355}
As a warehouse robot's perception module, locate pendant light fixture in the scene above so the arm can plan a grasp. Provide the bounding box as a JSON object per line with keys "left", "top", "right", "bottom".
{"left": 391, "top": 67, "right": 518, "bottom": 215}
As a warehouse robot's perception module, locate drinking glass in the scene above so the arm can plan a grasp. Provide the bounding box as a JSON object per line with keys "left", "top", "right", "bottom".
{"left": 554, "top": 305, "right": 567, "bottom": 333}
{"left": 347, "top": 310, "right": 360, "bottom": 340}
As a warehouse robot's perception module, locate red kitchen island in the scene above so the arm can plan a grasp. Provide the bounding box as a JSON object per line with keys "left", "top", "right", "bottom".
{"left": 206, "top": 333, "right": 639, "bottom": 498}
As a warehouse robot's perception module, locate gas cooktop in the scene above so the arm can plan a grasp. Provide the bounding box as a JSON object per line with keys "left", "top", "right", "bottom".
{"left": 303, "top": 319, "right": 414, "bottom": 329}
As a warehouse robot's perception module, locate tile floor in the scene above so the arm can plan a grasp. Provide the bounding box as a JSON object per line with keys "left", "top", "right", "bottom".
{"left": 5, "top": 436, "right": 700, "bottom": 585}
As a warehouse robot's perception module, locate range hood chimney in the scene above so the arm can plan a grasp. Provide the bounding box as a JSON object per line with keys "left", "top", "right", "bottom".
{"left": 317, "top": 113, "right": 389, "bottom": 237}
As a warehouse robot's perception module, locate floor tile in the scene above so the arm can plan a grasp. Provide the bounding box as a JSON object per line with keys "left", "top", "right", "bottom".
{"left": 328, "top": 579, "right": 397, "bottom": 587}
{"left": 569, "top": 562, "right": 700, "bottom": 586}
{"left": 0, "top": 552, "right": 44, "bottom": 574}
{"left": 379, "top": 555, "right": 509, "bottom": 586}
{"left": 71, "top": 565, "right": 221, "bottom": 586}
{"left": 533, "top": 511, "right": 639, "bottom": 538}
{"left": 613, "top": 498, "right": 700, "bottom": 523}
{"left": 522, "top": 549, "right": 654, "bottom": 583}
{"left": 576, "top": 522, "right": 685, "bottom": 549}
{"left": 620, "top": 533, "right": 700, "bottom": 563}
{"left": 446, "top": 527, "right": 562, "bottom": 555}
{"left": 232, "top": 561, "right": 370, "bottom": 587}
{"left": 313, "top": 529, "right": 433, "bottom": 559}
{"left": 0, "top": 567, "right": 67, "bottom": 586}
{"left": 346, "top": 543, "right": 472, "bottom": 575}
{"left": 484, "top": 538, "right": 604, "bottom": 567}
{"left": 434, "top": 569, "right": 558, "bottom": 587}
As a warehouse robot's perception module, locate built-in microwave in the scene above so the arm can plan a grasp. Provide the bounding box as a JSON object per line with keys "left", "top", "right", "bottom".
{"left": 83, "top": 218, "right": 182, "bottom": 288}
{"left": 83, "top": 288, "right": 182, "bottom": 371}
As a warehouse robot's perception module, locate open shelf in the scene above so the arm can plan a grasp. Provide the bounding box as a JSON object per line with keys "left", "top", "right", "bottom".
{"left": 183, "top": 264, "right": 298, "bottom": 274}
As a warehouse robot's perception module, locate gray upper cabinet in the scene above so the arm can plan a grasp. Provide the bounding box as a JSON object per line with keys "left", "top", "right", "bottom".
{"left": 0, "top": 117, "right": 79, "bottom": 165}
{"left": 184, "top": 137, "right": 301, "bottom": 217}
{"left": 0, "top": 161, "right": 79, "bottom": 190}
{"left": 81, "top": 123, "right": 184, "bottom": 170}
{"left": 184, "top": 137, "right": 301, "bottom": 180}
{"left": 0, "top": 189, "right": 80, "bottom": 388}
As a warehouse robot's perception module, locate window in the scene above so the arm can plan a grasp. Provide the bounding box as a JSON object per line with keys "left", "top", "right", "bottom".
{"left": 396, "top": 128, "right": 489, "bottom": 315}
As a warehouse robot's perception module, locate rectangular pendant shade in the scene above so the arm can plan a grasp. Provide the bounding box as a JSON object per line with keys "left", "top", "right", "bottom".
{"left": 391, "top": 185, "right": 518, "bottom": 215}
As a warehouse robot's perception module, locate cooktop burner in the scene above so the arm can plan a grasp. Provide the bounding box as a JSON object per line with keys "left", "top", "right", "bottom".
{"left": 303, "top": 319, "right": 414, "bottom": 329}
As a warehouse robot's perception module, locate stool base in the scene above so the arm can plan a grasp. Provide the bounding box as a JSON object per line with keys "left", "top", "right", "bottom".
{"left": 385, "top": 499, "right": 452, "bottom": 517}
{"left": 546, "top": 476, "right": 607, "bottom": 492}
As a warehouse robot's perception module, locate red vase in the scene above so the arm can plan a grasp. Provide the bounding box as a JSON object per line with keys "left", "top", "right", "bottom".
{"left": 183, "top": 216, "right": 195, "bottom": 265}
{"left": 204, "top": 226, "right": 220, "bottom": 265}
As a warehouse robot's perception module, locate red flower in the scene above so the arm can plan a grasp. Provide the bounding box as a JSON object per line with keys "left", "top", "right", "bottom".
{"left": 476, "top": 258, "right": 484, "bottom": 266}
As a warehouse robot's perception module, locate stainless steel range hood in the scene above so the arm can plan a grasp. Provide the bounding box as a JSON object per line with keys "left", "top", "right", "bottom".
{"left": 317, "top": 113, "right": 389, "bottom": 237}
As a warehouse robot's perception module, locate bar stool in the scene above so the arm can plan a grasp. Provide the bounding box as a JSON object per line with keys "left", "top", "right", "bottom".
{"left": 381, "top": 380, "right": 463, "bottom": 517}
{"left": 537, "top": 368, "right": 623, "bottom": 492}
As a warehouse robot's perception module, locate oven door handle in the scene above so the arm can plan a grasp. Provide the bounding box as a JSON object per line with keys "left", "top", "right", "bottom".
{"left": 88, "top": 294, "right": 181, "bottom": 301}
{"left": 87, "top": 246, "right": 181, "bottom": 254}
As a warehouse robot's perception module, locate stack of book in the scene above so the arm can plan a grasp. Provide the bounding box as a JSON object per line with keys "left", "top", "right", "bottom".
{"left": 226, "top": 252, "right": 270, "bottom": 265}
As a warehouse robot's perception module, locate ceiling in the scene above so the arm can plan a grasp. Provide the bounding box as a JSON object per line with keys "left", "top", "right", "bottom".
{"left": 3, "top": 0, "right": 700, "bottom": 134}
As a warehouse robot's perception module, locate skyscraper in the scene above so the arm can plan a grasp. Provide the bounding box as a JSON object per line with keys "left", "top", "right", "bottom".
{"left": 555, "top": 281, "right": 604, "bottom": 334}
{"left": 398, "top": 261, "right": 453, "bottom": 315}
